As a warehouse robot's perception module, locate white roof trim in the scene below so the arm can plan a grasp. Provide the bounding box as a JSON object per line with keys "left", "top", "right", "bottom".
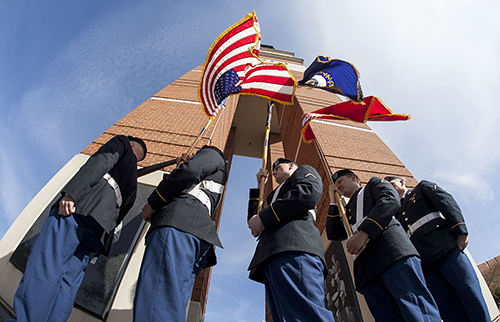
{"left": 151, "top": 97, "right": 201, "bottom": 105}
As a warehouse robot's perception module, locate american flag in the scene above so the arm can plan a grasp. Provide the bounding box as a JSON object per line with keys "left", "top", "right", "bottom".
{"left": 199, "top": 11, "right": 295, "bottom": 118}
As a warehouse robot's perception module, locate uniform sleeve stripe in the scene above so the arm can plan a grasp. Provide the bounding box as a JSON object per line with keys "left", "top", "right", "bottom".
{"left": 271, "top": 204, "right": 281, "bottom": 222}
{"left": 451, "top": 222, "right": 465, "bottom": 230}
{"left": 155, "top": 188, "right": 167, "bottom": 203}
{"left": 365, "top": 217, "right": 384, "bottom": 231}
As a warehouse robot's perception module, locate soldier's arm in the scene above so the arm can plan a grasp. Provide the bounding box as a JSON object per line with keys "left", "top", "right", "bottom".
{"left": 148, "top": 147, "right": 225, "bottom": 211}
{"left": 62, "top": 136, "right": 124, "bottom": 207}
{"left": 259, "top": 166, "right": 322, "bottom": 229}
{"left": 420, "top": 180, "right": 468, "bottom": 238}
{"left": 358, "top": 177, "right": 400, "bottom": 240}
{"left": 326, "top": 204, "right": 348, "bottom": 241}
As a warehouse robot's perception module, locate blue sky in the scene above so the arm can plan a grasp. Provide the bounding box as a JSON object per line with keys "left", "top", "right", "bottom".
{"left": 1, "top": 1, "right": 499, "bottom": 321}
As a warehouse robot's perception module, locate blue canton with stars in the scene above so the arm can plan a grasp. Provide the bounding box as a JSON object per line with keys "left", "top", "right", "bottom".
{"left": 214, "top": 69, "right": 242, "bottom": 105}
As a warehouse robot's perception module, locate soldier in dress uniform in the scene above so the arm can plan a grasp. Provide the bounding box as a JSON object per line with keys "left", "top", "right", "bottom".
{"left": 385, "top": 176, "right": 490, "bottom": 322}
{"left": 326, "top": 169, "right": 441, "bottom": 322}
{"left": 247, "top": 158, "right": 335, "bottom": 322}
{"left": 134, "top": 146, "right": 227, "bottom": 322}
{"left": 8, "top": 135, "right": 147, "bottom": 322}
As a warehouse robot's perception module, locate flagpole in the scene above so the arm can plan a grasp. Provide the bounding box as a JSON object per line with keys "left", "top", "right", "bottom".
{"left": 258, "top": 102, "right": 273, "bottom": 212}
{"left": 313, "top": 138, "right": 353, "bottom": 237}
{"left": 293, "top": 136, "right": 302, "bottom": 163}
{"left": 334, "top": 191, "right": 353, "bottom": 237}
{"left": 184, "top": 101, "right": 227, "bottom": 157}
{"left": 137, "top": 158, "right": 178, "bottom": 177}
{"left": 137, "top": 113, "right": 218, "bottom": 175}
{"left": 185, "top": 117, "right": 215, "bottom": 156}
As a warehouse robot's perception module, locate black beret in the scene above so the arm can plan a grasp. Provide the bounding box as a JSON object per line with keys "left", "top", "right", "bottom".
{"left": 384, "top": 176, "right": 402, "bottom": 182}
{"left": 128, "top": 136, "right": 147, "bottom": 161}
{"left": 272, "top": 158, "right": 295, "bottom": 170}
{"left": 332, "top": 169, "right": 356, "bottom": 183}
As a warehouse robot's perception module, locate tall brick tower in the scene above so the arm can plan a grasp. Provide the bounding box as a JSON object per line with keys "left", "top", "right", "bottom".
{"left": 0, "top": 45, "right": 419, "bottom": 322}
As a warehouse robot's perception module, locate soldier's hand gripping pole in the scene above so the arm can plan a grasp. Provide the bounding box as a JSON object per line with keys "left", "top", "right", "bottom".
{"left": 334, "top": 191, "right": 353, "bottom": 237}
{"left": 258, "top": 102, "right": 273, "bottom": 212}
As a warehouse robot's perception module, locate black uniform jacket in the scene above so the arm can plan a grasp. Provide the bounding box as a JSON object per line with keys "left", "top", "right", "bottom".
{"left": 61, "top": 135, "right": 139, "bottom": 254}
{"left": 396, "top": 180, "right": 468, "bottom": 271}
{"left": 147, "top": 146, "right": 227, "bottom": 268}
{"left": 247, "top": 165, "right": 326, "bottom": 284}
{"left": 326, "top": 177, "right": 418, "bottom": 291}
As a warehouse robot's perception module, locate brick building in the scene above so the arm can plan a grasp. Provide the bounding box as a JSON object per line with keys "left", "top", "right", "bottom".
{"left": 479, "top": 256, "right": 500, "bottom": 311}
{"left": 87, "top": 44, "right": 415, "bottom": 321}
{"left": 94, "top": 44, "right": 416, "bottom": 321}
{"left": 3, "top": 45, "right": 497, "bottom": 321}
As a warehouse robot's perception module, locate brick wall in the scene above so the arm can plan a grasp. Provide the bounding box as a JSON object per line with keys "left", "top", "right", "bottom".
{"left": 479, "top": 256, "right": 500, "bottom": 275}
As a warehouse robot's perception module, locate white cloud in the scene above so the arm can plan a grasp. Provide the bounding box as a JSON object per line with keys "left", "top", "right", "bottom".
{"left": 283, "top": 0, "right": 500, "bottom": 263}
{"left": 0, "top": 128, "right": 38, "bottom": 225}
{"left": 2, "top": 4, "right": 500, "bottom": 322}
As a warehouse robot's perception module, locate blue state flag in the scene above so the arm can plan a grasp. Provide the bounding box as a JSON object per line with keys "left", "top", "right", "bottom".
{"left": 298, "top": 56, "right": 363, "bottom": 102}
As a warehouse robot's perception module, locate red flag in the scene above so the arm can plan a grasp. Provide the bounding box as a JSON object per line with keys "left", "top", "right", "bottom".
{"left": 301, "top": 96, "right": 410, "bottom": 142}
{"left": 199, "top": 11, "right": 295, "bottom": 118}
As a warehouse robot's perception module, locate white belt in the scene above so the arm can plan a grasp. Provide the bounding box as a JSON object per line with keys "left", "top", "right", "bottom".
{"left": 185, "top": 180, "right": 224, "bottom": 216}
{"left": 103, "top": 173, "right": 122, "bottom": 207}
{"left": 308, "top": 209, "right": 317, "bottom": 221}
{"left": 199, "top": 180, "right": 225, "bottom": 194}
{"left": 351, "top": 187, "right": 366, "bottom": 233}
{"left": 407, "top": 211, "right": 445, "bottom": 238}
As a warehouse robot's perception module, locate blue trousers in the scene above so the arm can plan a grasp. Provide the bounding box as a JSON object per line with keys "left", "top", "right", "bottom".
{"left": 362, "top": 256, "right": 441, "bottom": 322}
{"left": 262, "top": 252, "right": 335, "bottom": 322}
{"left": 11, "top": 208, "right": 103, "bottom": 322}
{"left": 425, "top": 247, "right": 490, "bottom": 322}
{"left": 133, "top": 226, "right": 211, "bottom": 322}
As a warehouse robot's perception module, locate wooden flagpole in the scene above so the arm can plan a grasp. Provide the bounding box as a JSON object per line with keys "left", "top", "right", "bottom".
{"left": 136, "top": 116, "right": 215, "bottom": 175}
{"left": 258, "top": 102, "right": 273, "bottom": 212}
{"left": 313, "top": 138, "right": 353, "bottom": 237}
{"left": 184, "top": 102, "right": 227, "bottom": 157}
{"left": 334, "top": 190, "right": 353, "bottom": 237}
{"left": 185, "top": 117, "right": 215, "bottom": 156}
{"left": 293, "top": 135, "right": 302, "bottom": 163}
{"left": 142, "top": 102, "right": 226, "bottom": 174}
